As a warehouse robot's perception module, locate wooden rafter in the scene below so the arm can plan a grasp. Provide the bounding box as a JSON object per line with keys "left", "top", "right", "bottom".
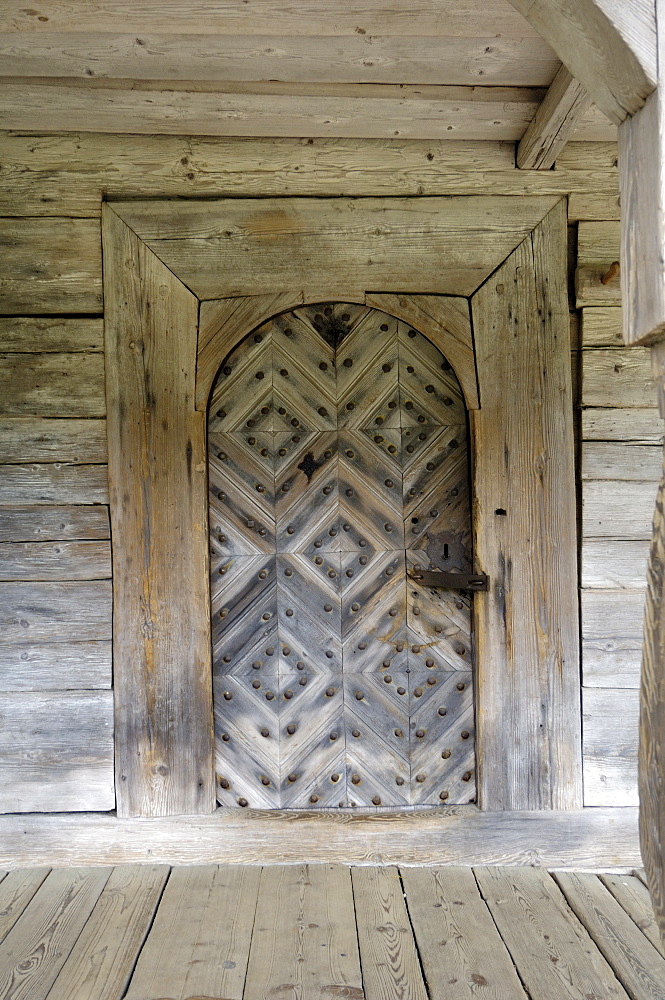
{"left": 517, "top": 66, "right": 592, "bottom": 169}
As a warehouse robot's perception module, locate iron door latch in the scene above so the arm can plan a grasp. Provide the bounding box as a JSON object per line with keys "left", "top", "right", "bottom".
{"left": 410, "top": 570, "right": 489, "bottom": 591}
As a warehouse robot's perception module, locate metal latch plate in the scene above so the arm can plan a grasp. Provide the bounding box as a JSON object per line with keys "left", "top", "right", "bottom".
{"left": 410, "top": 571, "right": 489, "bottom": 591}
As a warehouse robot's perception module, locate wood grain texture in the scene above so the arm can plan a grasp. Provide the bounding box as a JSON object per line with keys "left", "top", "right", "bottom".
{"left": 583, "top": 688, "right": 639, "bottom": 806}
{"left": 582, "top": 442, "right": 662, "bottom": 480}
{"left": 125, "top": 865, "right": 259, "bottom": 1000}
{"left": 48, "top": 864, "right": 170, "bottom": 1000}
{"left": 600, "top": 872, "right": 665, "bottom": 955}
{"left": 0, "top": 867, "right": 111, "bottom": 1000}
{"left": 0, "top": 540, "right": 111, "bottom": 581}
{"left": 0, "top": 317, "right": 103, "bottom": 352}
{"left": 352, "top": 866, "right": 427, "bottom": 999}
{"left": 103, "top": 204, "right": 214, "bottom": 817}
{"left": 555, "top": 871, "right": 665, "bottom": 997}
{"left": 402, "top": 866, "right": 527, "bottom": 998}
{"left": 583, "top": 481, "right": 657, "bottom": 538}
{"left": 581, "top": 306, "right": 624, "bottom": 346}
{"left": 517, "top": 65, "right": 592, "bottom": 170}
{"left": 0, "top": 218, "right": 102, "bottom": 314}
{"left": 114, "top": 195, "right": 560, "bottom": 300}
{"left": 0, "top": 808, "right": 641, "bottom": 870}
{"left": 0, "top": 354, "right": 105, "bottom": 417}
{"left": 0, "top": 869, "right": 50, "bottom": 945}
{"left": 583, "top": 640, "right": 642, "bottom": 690}
{"left": 244, "top": 865, "right": 363, "bottom": 997}
{"left": 0, "top": 418, "right": 107, "bottom": 463}
{"left": 582, "top": 348, "right": 655, "bottom": 407}
{"left": 475, "top": 866, "right": 630, "bottom": 999}
{"left": 0, "top": 690, "right": 114, "bottom": 813}
{"left": 0, "top": 464, "right": 108, "bottom": 505}
{"left": 0, "top": 581, "right": 111, "bottom": 642}
{"left": 0, "top": 81, "right": 613, "bottom": 142}
{"left": 0, "top": 640, "right": 111, "bottom": 691}
{"left": 0, "top": 505, "right": 109, "bottom": 542}
{"left": 582, "top": 408, "right": 662, "bottom": 443}
{"left": 0, "top": 134, "right": 619, "bottom": 218}
{"left": 471, "top": 201, "right": 582, "bottom": 810}
{"left": 582, "top": 540, "right": 649, "bottom": 590}
{"left": 582, "top": 591, "right": 646, "bottom": 641}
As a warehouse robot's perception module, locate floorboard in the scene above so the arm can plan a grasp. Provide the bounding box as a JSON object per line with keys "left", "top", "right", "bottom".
{"left": 0, "top": 863, "right": 660, "bottom": 1000}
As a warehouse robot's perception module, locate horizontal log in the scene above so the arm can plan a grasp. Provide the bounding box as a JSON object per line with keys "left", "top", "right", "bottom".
{"left": 567, "top": 192, "right": 620, "bottom": 222}
{"left": 0, "top": 317, "right": 103, "bottom": 352}
{"left": 576, "top": 265, "right": 622, "bottom": 307}
{"left": 0, "top": 33, "right": 560, "bottom": 86}
{"left": 582, "top": 407, "right": 662, "bottom": 443}
{"left": 581, "top": 590, "right": 646, "bottom": 640}
{"left": 583, "top": 480, "right": 657, "bottom": 539}
{"left": 0, "top": 640, "right": 111, "bottom": 690}
{"left": 0, "top": 218, "right": 102, "bottom": 314}
{"left": 0, "top": 81, "right": 614, "bottom": 142}
{"left": 0, "top": 505, "right": 109, "bottom": 542}
{"left": 576, "top": 220, "right": 622, "bottom": 307}
{"left": 582, "top": 348, "right": 655, "bottom": 407}
{"left": 0, "top": 581, "right": 112, "bottom": 642}
{"left": 582, "top": 442, "right": 662, "bottom": 480}
{"left": 0, "top": 418, "right": 107, "bottom": 463}
{"left": 0, "top": 134, "right": 619, "bottom": 217}
{"left": 583, "top": 688, "right": 639, "bottom": 807}
{"left": 0, "top": 353, "right": 105, "bottom": 417}
{"left": 0, "top": 465, "right": 109, "bottom": 504}
{"left": 0, "top": 540, "right": 111, "bottom": 581}
{"left": 581, "top": 307, "right": 624, "bottom": 347}
{"left": 0, "top": 807, "right": 640, "bottom": 871}
{"left": 583, "top": 639, "right": 642, "bottom": 689}
{"left": 0, "top": 690, "right": 114, "bottom": 813}
{"left": 581, "top": 540, "right": 649, "bottom": 589}
{"left": 0, "top": 3, "right": 544, "bottom": 38}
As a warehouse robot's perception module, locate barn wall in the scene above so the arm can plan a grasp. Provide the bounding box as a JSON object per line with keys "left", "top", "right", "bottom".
{"left": 0, "top": 132, "right": 657, "bottom": 813}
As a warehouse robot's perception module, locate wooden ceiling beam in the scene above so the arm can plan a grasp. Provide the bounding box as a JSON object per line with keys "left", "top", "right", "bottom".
{"left": 517, "top": 66, "right": 592, "bottom": 169}
{"left": 508, "top": 0, "right": 657, "bottom": 124}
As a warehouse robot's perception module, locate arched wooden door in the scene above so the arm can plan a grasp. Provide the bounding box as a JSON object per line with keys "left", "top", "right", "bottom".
{"left": 208, "top": 302, "right": 475, "bottom": 809}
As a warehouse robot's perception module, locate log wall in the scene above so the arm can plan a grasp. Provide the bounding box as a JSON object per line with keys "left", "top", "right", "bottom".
{"left": 0, "top": 131, "right": 654, "bottom": 813}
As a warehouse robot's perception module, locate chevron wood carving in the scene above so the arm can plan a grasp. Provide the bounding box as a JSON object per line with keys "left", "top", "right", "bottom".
{"left": 208, "top": 302, "right": 476, "bottom": 808}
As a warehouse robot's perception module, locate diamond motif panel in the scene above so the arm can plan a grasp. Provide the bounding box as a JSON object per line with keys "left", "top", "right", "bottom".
{"left": 209, "top": 302, "right": 475, "bottom": 808}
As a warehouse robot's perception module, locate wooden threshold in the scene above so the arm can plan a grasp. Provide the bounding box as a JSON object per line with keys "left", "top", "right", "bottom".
{"left": 0, "top": 806, "right": 639, "bottom": 871}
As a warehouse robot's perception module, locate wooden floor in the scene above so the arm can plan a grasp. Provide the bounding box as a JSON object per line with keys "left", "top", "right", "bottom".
{"left": 0, "top": 864, "right": 663, "bottom": 999}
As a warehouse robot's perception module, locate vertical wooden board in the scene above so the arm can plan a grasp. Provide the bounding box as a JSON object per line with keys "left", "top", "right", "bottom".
{"left": 125, "top": 865, "right": 258, "bottom": 1000}
{"left": 0, "top": 870, "right": 50, "bottom": 945}
{"left": 582, "top": 688, "right": 639, "bottom": 807}
{"left": 0, "top": 867, "right": 111, "bottom": 1000}
{"left": 47, "top": 865, "right": 170, "bottom": 1000}
{"left": 352, "top": 866, "right": 427, "bottom": 1000}
{"left": 600, "top": 873, "right": 665, "bottom": 955}
{"left": 401, "top": 866, "right": 527, "bottom": 999}
{"left": 555, "top": 872, "right": 665, "bottom": 999}
{"left": 471, "top": 201, "right": 582, "bottom": 810}
{"left": 103, "top": 204, "right": 214, "bottom": 817}
{"left": 475, "top": 867, "right": 630, "bottom": 1000}
{"left": 244, "top": 865, "right": 363, "bottom": 997}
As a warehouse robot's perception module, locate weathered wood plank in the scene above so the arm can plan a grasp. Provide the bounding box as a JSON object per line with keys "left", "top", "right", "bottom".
{"left": 0, "top": 354, "right": 105, "bottom": 417}
{"left": 471, "top": 201, "right": 582, "bottom": 810}
{"left": 244, "top": 866, "right": 363, "bottom": 998}
{"left": 0, "top": 506, "right": 109, "bottom": 542}
{"left": 582, "top": 442, "right": 662, "bottom": 480}
{"left": 583, "top": 481, "right": 657, "bottom": 538}
{"left": 116, "top": 195, "right": 560, "bottom": 300}
{"left": 0, "top": 81, "right": 613, "bottom": 142}
{"left": 103, "top": 204, "right": 214, "bottom": 817}
{"left": 0, "top": 640, "right": 112, "bottom": 691}
{"left": 0, "top": 691, "right": 114, "bottom": 813}
{"left": 576, "top": 265, "right": 623, "bottom": 307}
{"left": 47, "top": 865, "right": 170, "bottom": 1000}
{"left": 0, "top": 218, "right": 102, "bottom": 314}
{"left": 0, "top": 33, "right": 560, "bottom": 86}
{"left": 0, "top": 418, "right": 107, "bottom": 463}
{"left": 0, "top": 134, "right": 619, "bottom": 218}
{"left": 125, "top": 865, "right": 259, "bottom": 1000}
{"left": 582, "top": 591, "right": 646, "bottom": 640}
{"left": 582, "top": 640, "right": 642, "bottom": 690}
{"left": 582, "top": 539, "right": 649, "bottom": 590}
{"left": 0, "top": 317, "right": 103, "bottom": 352}
{"left": 583, "top": 688, "right": 639, "bottom": 807}
{"left": 582, "top": 347, "right": 654, "bottom": 407}
{"left": 352, "top": 866, "right": 428, "bottom": 1000}
{"left": 0, "top": 581, "right": 111, "bottom": 642}
{"left": 568, "top": 191, "right": 621, "bottom": 221}
{"left": 402, "top": 866, "right": 527, "bottom": 998}
{"left": 582, "top": 408, "right": 662, "bottom": 443}
{"left": 0, "top": 869, "right": 50, "bottom": 946}
{"left": 600, "top": 873, "right": 665, "bottom": 955}
{"left": 555, "top": 872, "right": 665, "bottom": 996}
{"left": 0, "top": 868, "right": 111, "bottom": 999}
{"left": 0, "top": 541, "right": 111, "bottom": 581}
{"left": 582, "top": 306, "right": 624, "bottom": 346}
{"left": 475, "top": 867, "right": 630, "bottom": 999}
{"left": 517, "top": 66, "right": 592, "bottom": 170}
{"left": 0, "top": 465, "right": 109, "bottom": 505}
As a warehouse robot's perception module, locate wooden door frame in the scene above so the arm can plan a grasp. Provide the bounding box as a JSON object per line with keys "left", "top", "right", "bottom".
{"left": 103, "top": 195, "right": 580, "bottom": 819}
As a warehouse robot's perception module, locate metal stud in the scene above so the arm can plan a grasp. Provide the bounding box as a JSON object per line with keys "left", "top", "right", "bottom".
{"left": 352, "top": 729, "right": 361, "bottom": 738}
{"left": 331, "top": 772, "right": 341, "bottom": 782}
{"left": 462, "top": 771, "right": 473, "bottom": 782}
{"left": 415, "top": 728, "right": 426, "bottom": 738}
{"left": 284, "top": 689, "right": 293, "bottom": 700}
{"left": 286, "top": 723, "right": 296, "bottom": 735}
{"left": 442, "top": 748, "right": 451, "bottom": 758}
{"left": 326, "top": 686, "right": 336, "bottom": 697}
{"left": 415, "top": 773, "right": 426, "bottom": 783}
{"left": 351, "top": 773, "right": 361, "bottom": 785}
{"left": 372, "top": 795, "right": 382, "bottom": 805}
{"left": 261, "top": 776, "right": 271, "bottom": 786}
{"left": 310, "top": 794, "right": 319, "bottom": 803}
{"left": 439, "top": 790, "right": 449, "bottom": 801}
{"left": 221, "top": 733, "right": 230, "bottom": 742}
{"left": 260, "top": 727, "right": 270, "bottom": 737}
{"left": 461, "top": 730, "right": 470, "bottom": 740}
{"left": 219, "top": 777, "right": 230, "bottom": 789}
{"left": 355, "top": 690, "right": 364, "bottom": 700}
{"left": 396, "top": 777, "right": 405, "bottom": 786}
{"left": 288, "top": 772, "right": 298, "bottom": 782}
{"left": 223, "top": 691, "right": 232, "bottom": 700}
{"left": 457, "top": 681, "right": 466, "bottom": 691}
{"left": 438, "top": 708, "right": 448, "bottom": 718}
{"left": 394, "top": 728, "right": 404, "bottom": 738}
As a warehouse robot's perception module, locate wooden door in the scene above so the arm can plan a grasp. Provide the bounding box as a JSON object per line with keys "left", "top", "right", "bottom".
{"left": 208, "top": 302, "right": 475, "bottom": 808}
